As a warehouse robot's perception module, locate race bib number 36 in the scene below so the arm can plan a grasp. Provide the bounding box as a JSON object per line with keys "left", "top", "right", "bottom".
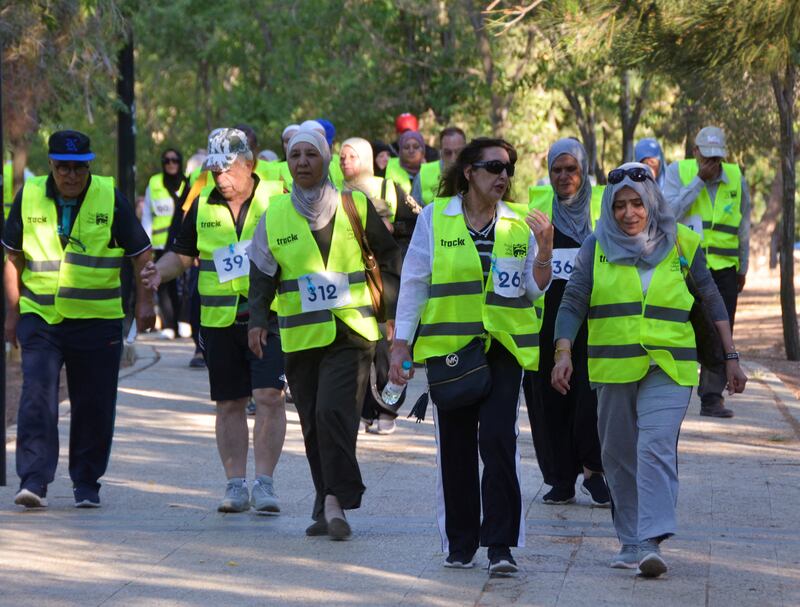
{"left": 492, "top": 257, "right": 526, "bottom": 298}
{"left": 552, "top": 248, "right": 580, "bottom": 281}
{"left": 299, "top": 271, "right": 352, "bottom": 312}
{"left": 152, "top": 198, "right": 175, "bottom": 217}
{"left": 212, "top": 240, "right": 251, "bottom": 283}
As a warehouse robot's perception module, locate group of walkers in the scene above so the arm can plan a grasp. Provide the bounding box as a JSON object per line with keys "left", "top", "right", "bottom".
{"left": 4, "top": 113, "right": 749, "bottom": 580}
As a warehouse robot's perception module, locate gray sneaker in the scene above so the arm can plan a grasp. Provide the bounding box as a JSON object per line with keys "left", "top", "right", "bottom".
{"left": 251, "top": 476, "right": 280, "bottom": 515}
{"left": 218, "top": 479, "right": 250, "bottom": 513}
{"left": 637, "top": 539, "right": 668, "bottom": 578}
{"left": 609, "top": 544, "right": 639, "bottom": 569}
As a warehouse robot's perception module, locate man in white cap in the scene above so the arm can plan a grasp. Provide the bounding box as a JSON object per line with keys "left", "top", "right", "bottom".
{"left": 663, "top": 125, "right": 751, "bottom": 418}
{"left": 141, "top": 128, "right": 287, "bottom": 513}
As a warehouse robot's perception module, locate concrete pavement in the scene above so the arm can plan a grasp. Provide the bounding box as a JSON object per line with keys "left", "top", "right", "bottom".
{"left": 1, "top": 336, "right": 799, "bottom": 606}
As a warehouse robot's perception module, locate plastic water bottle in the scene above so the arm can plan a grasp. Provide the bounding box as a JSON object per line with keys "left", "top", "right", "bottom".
{"left": 381, "top": 361, "right": 412, "bottom": 406}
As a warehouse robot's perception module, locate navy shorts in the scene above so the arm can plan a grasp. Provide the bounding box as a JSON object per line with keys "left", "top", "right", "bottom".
{"left": 199, "top": 317, "right": 284, "bottom": 402}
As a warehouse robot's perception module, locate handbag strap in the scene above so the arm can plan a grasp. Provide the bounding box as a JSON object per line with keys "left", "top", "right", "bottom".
{"left": 341, "top": 191, "right": 378, "bottom": 271}
{"left": 674, "top": 236, "right": 700, "bottom": 294}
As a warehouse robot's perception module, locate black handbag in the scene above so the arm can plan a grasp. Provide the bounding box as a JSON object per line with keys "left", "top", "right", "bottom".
{"left": 425, "top": 338, "right": 492, "bottom": 411}
{"left": 675, "top": 241, "right": 726, "bottom": 369}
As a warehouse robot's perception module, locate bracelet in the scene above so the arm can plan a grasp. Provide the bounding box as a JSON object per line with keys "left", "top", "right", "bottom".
{"left": 535, "top": 255, "right": 553, "bottom": 267}
{"left": 554, "top": 347, "right": 571, "bottom": 361}
{"left": 724, "top": 351, "right": 740, "bottom": 361}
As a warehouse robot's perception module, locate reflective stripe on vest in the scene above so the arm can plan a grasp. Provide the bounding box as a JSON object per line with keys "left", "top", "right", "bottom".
{"left": 385, "top": 157, "right": 412, "bottom": 194}
{"left": 196, "top": 179, "right": 281, "bottom": 327}
{"left": 678, "top": 159, "right": 742, "bottom": 271}
{"left": 413, "top": 197, "right": 541, "bottom": 370}
{"left": 20, "top": 175, "right": 124, "bottom": 324}
{"left": 587, "top": 223, "right": 700, "bottom": 386}
{"left": 147, "top": 174, "right": 185, "bottom": 249}
{"left": 418, "top": 161, "right": 441, "bottom": 205}
{"left": 266, "top": 191, "right": 381, "bottom": 352}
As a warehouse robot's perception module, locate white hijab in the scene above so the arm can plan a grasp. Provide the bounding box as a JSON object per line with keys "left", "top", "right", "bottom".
{"left": 287, "top": 129, "right": 338, "bottom": 231}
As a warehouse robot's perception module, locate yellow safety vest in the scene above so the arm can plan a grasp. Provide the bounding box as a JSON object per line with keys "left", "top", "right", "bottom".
{"left": 587, "top": 223, "right": 701, "bottom": 386}
{"left": 196, "top": 179, "right": 282, "bottom": 327}
{"left": 677, "top": 159, "right": 742, "bottom": 271}
{"left": 266, "top": 191, "right": 381, "bottom": 352}
{"left": 3, "top": 161, "right": 13, "bottom": 219}
{"left": 257, "top": 160, "right": 293, "bottom": 188}
{"left": 413, "top": 197, "right": 541, "bottom": 370}
{"left": 385, "top": 157, "right": 412, "bottom": 193}
{"left": 528, "top": 184, "right": 604, "bottom": 227}
{"left": 528, "top": 184, "right": 603, "bottom": 327}
{"left": 329, "top": 154, "right": 344, "bottom": 189}
{"left": 147, "top": 174, "right": 185, "bottom": 250}
{"left": 418, "top": 161, "right": 442, "bottom": 205}
{"left": 19, "top": 175, "right": 124, "bottom": 324}
{"left": 188, "top": 165, "right": 203, "bottom": 186}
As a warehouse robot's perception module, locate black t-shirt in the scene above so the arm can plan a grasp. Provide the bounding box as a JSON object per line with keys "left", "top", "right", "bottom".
{"left": 171, "top": 175, "right": 261, "bottom": 258}
{"left": 2, "top": 174, "right": 151, "bottom": 256}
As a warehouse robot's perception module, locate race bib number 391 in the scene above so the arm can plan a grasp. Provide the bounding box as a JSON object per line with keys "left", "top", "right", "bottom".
{"left": 212, "top": 240, "right": 251, "bottom": 283}
{"left": 552, "top": 248, "right": 580, "bottom": 281}
{"left": 299, "top": 271, "right": 352, "bottom": 312}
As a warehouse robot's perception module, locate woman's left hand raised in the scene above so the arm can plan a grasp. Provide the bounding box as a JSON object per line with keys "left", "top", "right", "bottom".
{"left": 526, "top": 209, "right": 554, "bottom": 258}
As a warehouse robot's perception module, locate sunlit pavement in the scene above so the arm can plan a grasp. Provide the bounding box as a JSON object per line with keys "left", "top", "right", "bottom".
{"left": 1, "top": 336, "right": 799, "bottom": 606}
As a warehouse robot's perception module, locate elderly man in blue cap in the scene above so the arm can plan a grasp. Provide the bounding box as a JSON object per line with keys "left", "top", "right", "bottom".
{"left": 3, "top": 129, "right": 155, "bottom": 508}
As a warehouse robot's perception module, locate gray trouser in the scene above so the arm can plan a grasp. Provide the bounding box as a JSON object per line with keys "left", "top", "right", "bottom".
{"left": 596, "top": 367, "right": 691, "bottom": 545}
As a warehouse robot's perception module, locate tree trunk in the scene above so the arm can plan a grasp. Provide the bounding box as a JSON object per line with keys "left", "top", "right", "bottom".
{"left": 751, "top": 169, "right": 785, "bottom": 270}
{"left": 465, "top": 0, "right": 505, "bottom": 137}
{"left": 10, "top": 143, "right": 28, "bottom": 197}
{"left": 619, "top": 71, "right": 650, "bottom": 163}
{"left": 771, "top": 62, "right": 800, "bottom": 360}
{"left": 563, "top": 88, "right": 602, "bottom": 182}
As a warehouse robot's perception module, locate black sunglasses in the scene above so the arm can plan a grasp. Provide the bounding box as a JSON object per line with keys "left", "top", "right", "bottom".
{"left": 163, "top": 157, "right": 180, "bottom": 164}
{"left": 472, "top": 160, "right": 515, "bottom": 177}
{"left": 607, "top": 167, "right": 653, "bottom": 185}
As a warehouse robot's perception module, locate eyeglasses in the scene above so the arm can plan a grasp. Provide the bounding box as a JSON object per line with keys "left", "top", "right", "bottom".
{"left": 54, "top": 163, "right": 89, "bottom": 177}
{"left": 472, "top": 160, "right": 515, "bottom": 177}
{"left": 607, "top": 167, "right": 653, "bottom": 184}
{"left": 163, "top": 157, "right": 180, "bottom": 164}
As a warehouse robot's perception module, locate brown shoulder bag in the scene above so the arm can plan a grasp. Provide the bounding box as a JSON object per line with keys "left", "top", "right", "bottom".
{"left": 341, "top": 191, "right": 386, "bottom": 322}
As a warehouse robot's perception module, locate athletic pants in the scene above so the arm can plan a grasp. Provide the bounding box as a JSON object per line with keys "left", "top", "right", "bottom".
{"left": 698, "top": 266, "right": 738, "bottom": 405}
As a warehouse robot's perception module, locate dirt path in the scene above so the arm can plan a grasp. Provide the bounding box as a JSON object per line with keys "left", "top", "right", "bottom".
{"left": 736, "top": 268, "right": 800, "bottom": 398}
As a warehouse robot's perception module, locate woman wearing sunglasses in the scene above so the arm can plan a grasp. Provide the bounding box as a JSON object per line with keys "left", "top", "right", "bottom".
{"left": 141, "top": 149, "right": 189, "bottom": 340}
{"left": 389, "top": 137, "right": 553, "bottom": 575}
{"left": 551, "top": 163, "right": 747, "bottom": 577}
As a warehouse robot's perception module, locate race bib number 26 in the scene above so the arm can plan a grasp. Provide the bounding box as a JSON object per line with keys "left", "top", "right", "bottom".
{"left": 492, "top": 257, "right": 526, "bottom": 298}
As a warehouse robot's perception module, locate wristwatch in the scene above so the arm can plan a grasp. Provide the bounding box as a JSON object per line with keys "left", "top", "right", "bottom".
{"left": 724, "top": 351, "right": 740, "bottom": 361}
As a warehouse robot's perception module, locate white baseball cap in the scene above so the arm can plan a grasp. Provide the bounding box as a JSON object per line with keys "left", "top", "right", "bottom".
{"left": 695, "top": 126, "right": 727, "bottom": 158}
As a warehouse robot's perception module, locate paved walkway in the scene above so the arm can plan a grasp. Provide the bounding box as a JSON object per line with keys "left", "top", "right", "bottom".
{"left": 1, "top": 336, "right": 799, "bottom": 606}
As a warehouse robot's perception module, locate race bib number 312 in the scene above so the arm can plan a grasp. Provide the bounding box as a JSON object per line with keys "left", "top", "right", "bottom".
{"left": 299, "top": 271, "right": 352, "bottom": 312}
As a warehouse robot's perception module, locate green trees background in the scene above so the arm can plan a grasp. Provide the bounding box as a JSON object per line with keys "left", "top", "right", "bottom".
{"left": 2, "top": 0, "right": 798, "bottom": 353}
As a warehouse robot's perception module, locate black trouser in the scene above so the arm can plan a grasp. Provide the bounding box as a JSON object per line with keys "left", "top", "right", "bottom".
{"left": 285, "top": 322, "right": 375, "bottom": 521}
{"left": 154, "top": 250, "right": 180, "bottom": 333}
{"left": 524, "top": 369, "right": 603, "bottom": 489}
{"left": 16, "top": 315, "right": 123, "bottom": 496}
{"left": 435, "top": 342, "right": 523, "bottom": 556}
{"left": 699, "top": 266, "right": 739, "bottom": 405}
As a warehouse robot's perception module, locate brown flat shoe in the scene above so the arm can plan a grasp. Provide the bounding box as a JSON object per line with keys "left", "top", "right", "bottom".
{"left": 327, "top": 517, "right": 352, "bottom": 541}
{"left": 305, "top": 519, "right": 328, "bottom": 536}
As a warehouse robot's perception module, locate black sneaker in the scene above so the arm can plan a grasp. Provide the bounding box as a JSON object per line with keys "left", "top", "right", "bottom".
{"left": 488, "top": 547, "right": 518, "bottom": 576}
{"left": 73, "top": 485, "right": 101, "bottom": 508}
{"left": 542, "top": 485, "right": 576, "bottom": 505}
{"left": 700, "top": 401, "right": 734, "bottom": 418}
{"left": 444, "top": 551, "right": 476, "bottom": 569}
{"left": 581, "top": 474, "right": 611, "bottom": 507}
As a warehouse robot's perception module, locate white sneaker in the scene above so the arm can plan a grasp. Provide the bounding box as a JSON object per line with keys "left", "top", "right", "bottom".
{"left": 367, "top": 415, "right": 396, "bottom": 435}
{"left": 178, "top": 322, "right": 192, "bottom": 338}
{"left": 157, "top": 328, "right": 176, "bottom": 340}
{"left": 14, "top": 488, "right": 47, "bottom": 508}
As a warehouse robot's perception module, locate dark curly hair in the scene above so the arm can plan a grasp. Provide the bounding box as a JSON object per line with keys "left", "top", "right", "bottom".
{"left": 438, "top": 137, "right": 517, "bottom": 199}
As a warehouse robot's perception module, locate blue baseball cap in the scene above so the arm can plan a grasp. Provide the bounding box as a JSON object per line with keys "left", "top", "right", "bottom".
{"left": 48, "top": 130, "right": 96, "bottom": 162}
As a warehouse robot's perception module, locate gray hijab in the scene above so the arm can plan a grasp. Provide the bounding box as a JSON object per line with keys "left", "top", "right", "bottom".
{"left": 287, "top": 128, "right": 339, "bottom": 231}
{"left": 594, "top": 162, "right": 677, "bottom": 268}
{"left": 548, "top": 138, "right": 593, "bottom": 243}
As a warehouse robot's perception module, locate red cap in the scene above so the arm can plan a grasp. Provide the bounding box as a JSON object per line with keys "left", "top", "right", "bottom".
{"left": 395, "top": 113, "right": 419, "bottom": 134}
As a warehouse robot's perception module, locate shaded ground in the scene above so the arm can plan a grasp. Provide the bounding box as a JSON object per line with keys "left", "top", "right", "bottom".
{"left": 736, "top": 270, "right": 800, "bottom": 400}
